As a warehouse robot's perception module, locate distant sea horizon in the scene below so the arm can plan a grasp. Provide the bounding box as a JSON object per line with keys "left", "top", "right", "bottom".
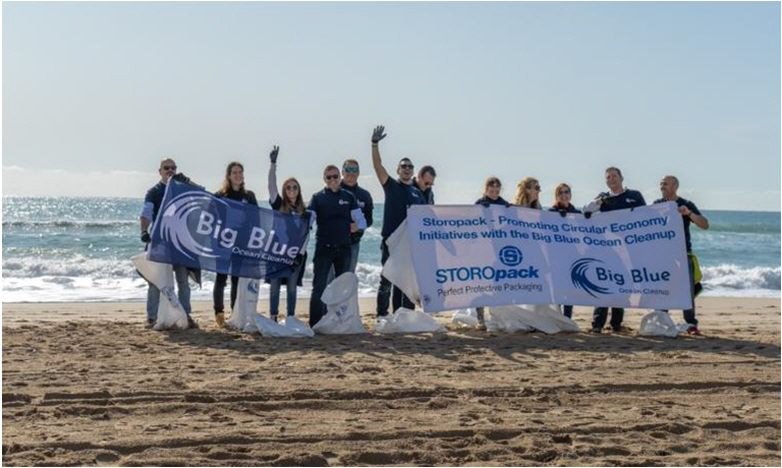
{"left": 2, "top": 196, "right": 780, "bottom": 303}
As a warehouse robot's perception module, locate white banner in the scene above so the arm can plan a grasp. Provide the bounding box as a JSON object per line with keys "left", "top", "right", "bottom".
{"left": 406, "top": 202, "right": 692, "bottom": 312}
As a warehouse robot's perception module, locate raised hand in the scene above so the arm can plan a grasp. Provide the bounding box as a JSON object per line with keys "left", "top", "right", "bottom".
{"left": 269, "top": 145, "right": 279, "bottom": 164}
{"left": 371, "top": 125, "right": 387, "bottom": 144}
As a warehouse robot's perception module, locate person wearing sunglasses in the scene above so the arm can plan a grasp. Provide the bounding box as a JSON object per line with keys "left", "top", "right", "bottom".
{"left": 339, "top": 159, "right": 374, "bottom": 273}
{"left": 211, "top": 160, "right": 259, "bottom": 327}
{"left": 139, "top": 158, "right": 201, "bottom": 329}
{"left": 548, "top": 183, "right": 581, "bottom": 319}
{"left": 583, "top": 166, "right": 646, "bottom": 334}
{"left": 370, "top": 125, "right": 427, "bottom": 317}
{"left": 266, "top": 146, "right": 309, "bottom": 322}
{"left": 307, "top": 165, "right": 367, "bottom": 326}
{"left": 413, "top": 166, "right": 437, "bottom": 205}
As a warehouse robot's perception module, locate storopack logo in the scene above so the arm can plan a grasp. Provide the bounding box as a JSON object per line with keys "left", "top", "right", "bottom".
{"left": 435, "top": 245, "right": 538, "bottom": 283}
{"left": 570, "top": 258, "right": 612, "bottom": 297}
{"left": 158, "top": 192, "right": 228, "bottom": 260}
{"left": 498, "top": 245, "right": 523, "bottom": 267}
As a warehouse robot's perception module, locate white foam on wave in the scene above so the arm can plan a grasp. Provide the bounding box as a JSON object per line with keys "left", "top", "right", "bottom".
{"left": 700, "top": 264, "right": 780, "bottom": 298}
{"left": 4, "top": 258, "right": 779, "bottom": 302}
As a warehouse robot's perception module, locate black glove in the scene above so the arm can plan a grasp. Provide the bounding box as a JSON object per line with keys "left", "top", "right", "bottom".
{"left": 141, "top": 231, "right": 151, "bottom": 243}
{"left": 584, "top": 211, "right": 592, "bottom": 220}
{"left": 270, "top": 145, "right": 279, "bottom": 164}
{"left": 371, "top": 125, "right": 387, "bottom": 144}
{"left": 559, "top": 209, "right": 567, "bottom": 218}
{"left": 480, "top": 201, "right": 491, "bottom": 208}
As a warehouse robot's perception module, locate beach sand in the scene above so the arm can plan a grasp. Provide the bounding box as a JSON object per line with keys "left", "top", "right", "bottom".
{"left": 3, "top": 297, "right": 780, "bottom": 466}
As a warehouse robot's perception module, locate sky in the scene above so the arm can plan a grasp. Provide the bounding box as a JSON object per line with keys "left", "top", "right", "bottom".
{"left": 3, "top": 2, "right": 780, "bottom": 211}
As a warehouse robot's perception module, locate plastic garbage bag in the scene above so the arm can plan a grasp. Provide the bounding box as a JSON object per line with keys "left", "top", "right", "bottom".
{"left": 282, "top": 316, "right": 315, "bottom": 337}
{"left": 485, "top": 304, "right": 579, "bottom": 334}
{"left": 381, "top": 221, "right": 421, "bottom": 305}
{"left": 639, "top": 310, "right": 679, "bottom": 338}
{"left": 485, "top": 306, "right": 533, "bottom": 333}
{"left": 451, "top": 308, "right": 479, "bottom": 328}
{"left": 376, "top": 308, "right": 444, "bottom": 334}
{"left": 253, "top": 313, "right": 311, "bottom": 338}
{"left": 515, "top": 304, "right": 580, "bottom": 334}
{"left": 486, "top": 304, "right": 579, "bottom": 335}
{"left": 132, "top": 253, "right": 188, "bottom": 330}
{"left": 226, "top": 277, "right": 260, "bottom": 333}
{"left": 313, "top": 272, "right": 367, "bottom": 335}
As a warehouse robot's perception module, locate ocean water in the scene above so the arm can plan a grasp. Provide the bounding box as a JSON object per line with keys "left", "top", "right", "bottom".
{"left": 2, "top": 197, "right": 780, "bottom": 302}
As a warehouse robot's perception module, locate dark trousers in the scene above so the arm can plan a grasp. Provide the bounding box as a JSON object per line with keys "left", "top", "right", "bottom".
{"left": 309, "top": 243, "right": 351, "bottom": 327}
{"left": 662, "top": 254, "right": 698, "bottom": 326}
{"left": 376, "top": 240, "right": 415, "bottom": 317}
{"left": 213, "top": 274, "right": 239, "bottom": 313}
{"left": 562, "top": 305, "right": 573, "bottom": 319}
{"left": 592, "top": 307, "right": 624, "bottom": 330}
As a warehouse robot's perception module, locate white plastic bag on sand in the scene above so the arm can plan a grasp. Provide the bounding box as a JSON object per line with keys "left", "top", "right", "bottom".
{"left": 313, "top": 272, "right": 367, "bottom": 335}
{"left": 132, "top": 253, "right": 188, "bottom": 330}
{"left": 451, "top": 308, "right": 479, "bottom": 328}
{"left": 282, "top": 316, "right": 315, "bottom": 337}
{"left": 226, "top": 277, "right": 260, "bottom": 333}
{"left": 254, "top": 313, "right": 313, "bottom": 338}
{"left": 376, "top": 308, "right": 444, "bottom": 334}
{"left": 381, "top": 221, "right": 421, "bottom": 305}
{"left": 639, "top": 310, "right": 679, "bottom": 338}
{"left": 486, "top": 304, "right": 579, "bottom": 334}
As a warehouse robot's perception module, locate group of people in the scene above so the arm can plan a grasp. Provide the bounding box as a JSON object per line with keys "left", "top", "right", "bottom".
{"left": 139, "top": 125, "right": 709, "bottom": 335}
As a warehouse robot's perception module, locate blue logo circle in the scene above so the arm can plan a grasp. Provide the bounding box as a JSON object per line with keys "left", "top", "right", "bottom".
{"left": 498, "top": 246, "right": 523, "bottom": 266}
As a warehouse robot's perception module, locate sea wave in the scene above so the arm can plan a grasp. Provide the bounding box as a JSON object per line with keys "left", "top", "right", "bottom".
{"left": 3, "top": 257, "right": 778, "bottom": 302}
{"left": 3, "top": 220, "right": 137, "bottom": 229}
{"left": 700, "top": 264, "right": 780, "bottom": 293}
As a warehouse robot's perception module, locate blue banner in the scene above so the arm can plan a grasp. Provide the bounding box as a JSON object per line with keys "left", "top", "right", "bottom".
{"left": 148, "top": 179, "right": 311, "bottom": 279}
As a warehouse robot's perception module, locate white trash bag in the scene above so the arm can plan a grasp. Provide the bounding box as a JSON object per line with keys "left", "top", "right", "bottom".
{"left": 254, "top": 313, "right": 313, "bottom": 338}
{"left": 451, "top": 308, "right": 479, "bottom": 328}
{"left": 485, "top": 306, "right": 534, "bottom": 333}
{"left": 132, "top": 253, "right": 189, "bottom": 330}
{"left": 485, "top": 304, "right": 579, "bottom": 334}
{"left": 226, "top": 277, "right": 260, "bottom": 333}
{"left": 376, "top": 308, "right": 444, "bottom": 334}
{"left": 282, "top": 316, "right": 315, "bottom": 337}
{"left": 313, "top": 272, "right": 367, "bottom": 335}
{"left": 639, "top": 310, "right": 679, "bottom": 338}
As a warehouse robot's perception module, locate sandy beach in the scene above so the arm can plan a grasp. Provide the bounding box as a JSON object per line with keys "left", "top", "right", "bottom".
{"left": 2, "top": 297, "right": 779, "bottom": 466}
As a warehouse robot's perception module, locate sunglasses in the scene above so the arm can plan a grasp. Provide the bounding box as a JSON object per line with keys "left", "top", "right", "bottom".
{"left": 162, "top": 165, "right": 177, "bottom": 171}
{"left": 528, "top": 185, "right": 541, "bottom": 191}
{"left": 325, "top": 174, "right": 340, "bottom": 180}
{"left": 559, "top": 189, "right": 571, "bottom": 195}
{"left": 343, "top": 166, "right": 359, "bottom": 174}
{"left": 399, "top": 164, "right": 414, "bottom": 170}
{"left": 285, "top": 185, "right": 299, "bottom": 191}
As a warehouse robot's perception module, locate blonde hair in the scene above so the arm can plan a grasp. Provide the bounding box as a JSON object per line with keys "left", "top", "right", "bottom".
{"left": 513, "top": 177, "right": 541, "bottom": 209}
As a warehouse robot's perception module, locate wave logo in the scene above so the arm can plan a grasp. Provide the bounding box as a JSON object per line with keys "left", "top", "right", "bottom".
{"left": 498, "top": 246, "right": 523, "bottom": 267}
{"left": 158, "top": 192, "right": 228, "bottom": 260}
{"left": 570, "top": 258, "right": 612, "bottom": 297}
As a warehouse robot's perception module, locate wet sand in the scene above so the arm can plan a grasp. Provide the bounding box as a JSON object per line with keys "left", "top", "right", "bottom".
{"left": 3, "top": 297, "right": 780, "bottom": 466}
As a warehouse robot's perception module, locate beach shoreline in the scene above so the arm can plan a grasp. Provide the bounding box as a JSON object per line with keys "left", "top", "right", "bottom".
{"left": 3, "top": 297, "right": 780, "bottom": 466}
